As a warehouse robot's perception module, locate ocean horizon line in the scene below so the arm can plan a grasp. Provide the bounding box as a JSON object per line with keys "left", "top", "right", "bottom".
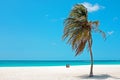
{"left": 0, "top": 60, "right": 120, "bottom": 67}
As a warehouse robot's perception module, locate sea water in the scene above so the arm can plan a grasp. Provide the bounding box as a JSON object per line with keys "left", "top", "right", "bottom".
{"left": 0, "top": 60, "right": 120, "bottom": 67}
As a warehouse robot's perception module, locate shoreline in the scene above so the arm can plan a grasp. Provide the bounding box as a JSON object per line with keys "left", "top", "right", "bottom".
{"left": 0, "top": 64, "right": 120, "bottom": 67}
{"left": 0, "top": 60, "right": 120, "bottom": 67}
{"left": 0, "top": 65, "right": 120, "bottom": 80}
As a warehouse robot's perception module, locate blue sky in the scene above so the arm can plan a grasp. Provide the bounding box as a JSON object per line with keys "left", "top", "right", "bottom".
{"left": 0, "top": 0, "right": 120, "bottom": 60}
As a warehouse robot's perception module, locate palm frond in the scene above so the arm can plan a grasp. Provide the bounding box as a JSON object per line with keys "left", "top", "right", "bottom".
{"left": 92, "top": 21, "right": 99, "bottom": 26}
{"left": 96, "top": 29, "right": 106, "bottom": 40}
{"left": 62, "top": 4, "right": 106, "bottom": 57}
{"left": 75, "top": 40, "right": 87, "bottom": 56}
{"left": 70, "top": 4, "right": 87, "bottom": 18}
{"left": 91, "top": 21, "right": 106, "bottom": 39}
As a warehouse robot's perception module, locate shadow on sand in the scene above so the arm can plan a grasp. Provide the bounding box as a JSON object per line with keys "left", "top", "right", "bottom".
{"left": 75, "top": 74, "right": 120, "bottom": 80}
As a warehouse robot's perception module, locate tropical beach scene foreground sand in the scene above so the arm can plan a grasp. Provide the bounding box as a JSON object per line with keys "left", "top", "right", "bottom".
{"left": 0, "top": 65, "right": 120, "bottom": 80}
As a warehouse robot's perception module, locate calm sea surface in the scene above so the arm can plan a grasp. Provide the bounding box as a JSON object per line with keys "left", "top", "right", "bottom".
{"left": 0, "top": 60, "right": 120, "bottom": 67}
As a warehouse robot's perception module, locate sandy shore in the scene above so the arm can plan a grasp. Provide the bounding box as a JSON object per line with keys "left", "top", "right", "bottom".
{"left": 0, "top": 65, "right": 120, "bottom": 80}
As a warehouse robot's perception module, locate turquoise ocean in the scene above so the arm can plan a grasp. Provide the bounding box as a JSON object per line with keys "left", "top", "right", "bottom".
{"left": 0, "top": 60, "right": 120, "bottom": 67}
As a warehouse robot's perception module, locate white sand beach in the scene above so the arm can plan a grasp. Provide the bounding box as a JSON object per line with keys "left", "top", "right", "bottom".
{"left": 0, "top": 65, "right": 120, "bottom": 80}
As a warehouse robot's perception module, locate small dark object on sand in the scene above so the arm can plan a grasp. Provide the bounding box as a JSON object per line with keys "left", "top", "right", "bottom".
{"left": 66, "top": 64, "right": 70, "bottom": 68}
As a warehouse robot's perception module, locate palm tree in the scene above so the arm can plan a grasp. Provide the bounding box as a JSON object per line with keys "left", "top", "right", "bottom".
{"left": 62, "top": 4, "right": 105, "bottom": 77}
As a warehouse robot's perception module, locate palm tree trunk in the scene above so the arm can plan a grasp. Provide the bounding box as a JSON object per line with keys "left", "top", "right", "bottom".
{"left": 88, "top": 41, "right": 93, "bottom": 77}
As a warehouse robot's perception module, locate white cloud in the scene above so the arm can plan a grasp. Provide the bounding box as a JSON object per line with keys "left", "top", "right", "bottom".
{"left": 108, "top": 31, "right": 114, "bottom": 36}
{"left": 82, "top": 2, "right": 104, "bottom": 12}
